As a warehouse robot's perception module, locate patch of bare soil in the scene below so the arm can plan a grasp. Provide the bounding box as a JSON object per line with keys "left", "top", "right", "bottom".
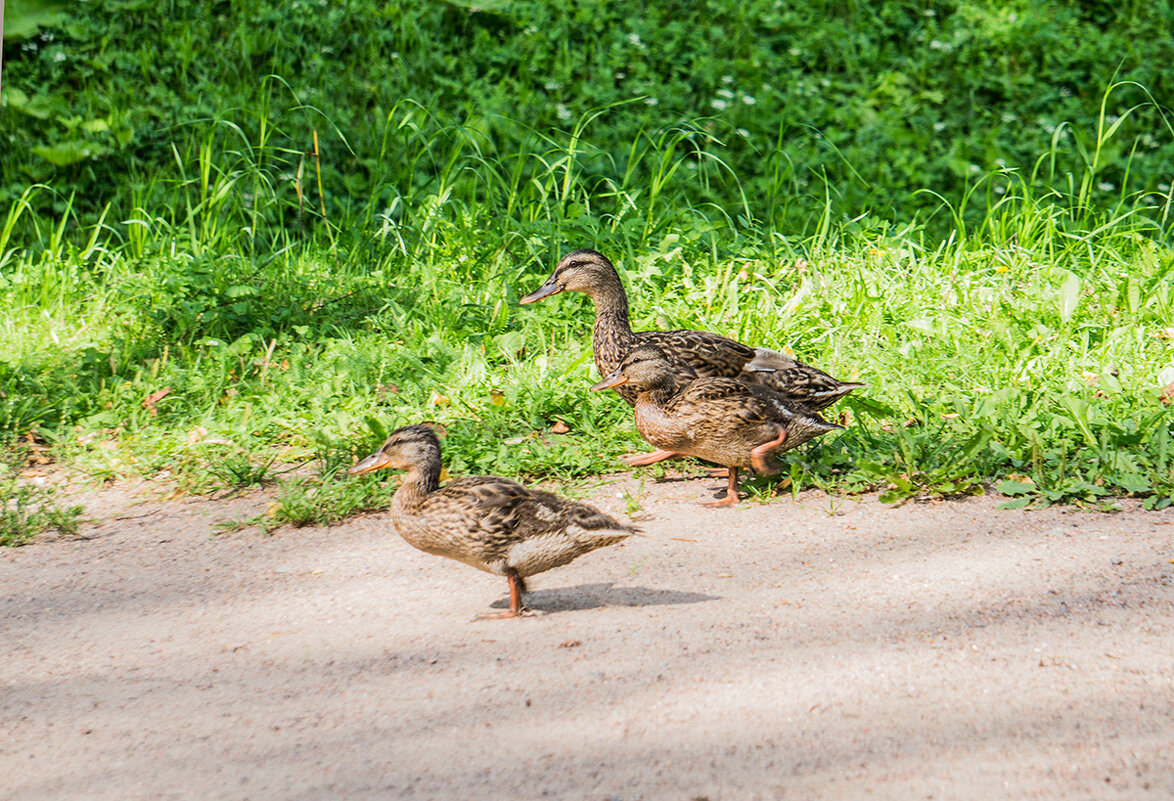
{"left": 3, "top": 474, "right": 1173, "bottom": 800}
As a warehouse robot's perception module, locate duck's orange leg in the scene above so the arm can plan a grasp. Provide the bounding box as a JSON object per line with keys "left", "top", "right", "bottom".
{"left": 476, "top": 574, "right": 528, "bottom": 620}
{"left": 704, "top": 467, "right": 741, "bottom": 507}
{"left": 750, "top": 429, "right": 788, "bottom": 475}
{"left": 621, "top": 448, "right": 682, "bottom": 467}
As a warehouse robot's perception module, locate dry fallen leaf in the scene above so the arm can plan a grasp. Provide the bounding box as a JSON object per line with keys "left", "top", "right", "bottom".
{"left": 550, "top": 420, "right": 570, "bottom": 434}
{"left": 489, "top": 389, "right": 506, "bottom": 407}
{"left": 429, "top": 390, "right": 450, "bottom": 406}
{"left": 1161, "top": 381, "right": 1174, "bottom": 405}
{"left": 558, "top": 640, "right": 581, "bottom": 648}
{"left": 142, "top": 387, "right": 172, "bottom": 417}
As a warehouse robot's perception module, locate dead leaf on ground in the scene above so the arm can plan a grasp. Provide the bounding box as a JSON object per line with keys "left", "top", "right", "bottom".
{"left": 1161, "top": 381, "right": 1174, "bottom": 405}
{"left": 558, "top": 639, "right": 581, "bottom": 648}
{"left": 142, "top": 387, "right": 172, "bottom": 417}
{"left": 550, "top": 420, "right": 570, "bottom": 434}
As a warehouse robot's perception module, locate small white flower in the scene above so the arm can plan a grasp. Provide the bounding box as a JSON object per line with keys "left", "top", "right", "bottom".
{"left": 1159, "top": 183, "right": 1171, "bottom": 193}
{"left": 711, "top": 99, "right": 728, "bottom": 110}
{"left": 994, "top": 185, "right": 1006, "bottom": 194}
{"left": 970, "top": 164, "right": 981, "bottom": 174}
{"left": 736, "top": 128, "right": 750, "bottom": 138}
{"left": 1001, "top": 113, "right": 1015, "bottom": 123}
{"left": 930, "top": 39, "right": 944, "bottom": 49}
{"left": 742, "top": 95, "right": 756, "bottom": 105}
{"left": 924, "top": 8, "right": 936, "bottom": 15}
{"left": 556, "top": 103, "right": 572, "bottom": 121}
{"left": 53, "top": 51, "right": 67, "bottom": 62}
{"left": 1098, "top": 181, "right": 1115, "bottom": 192}
{"left": 643, "top": 96, "right": 659, "bottom": 106}
{"left": 995, "top": 158, "right": 1006, "bottom": 167}
{"left": 788, "top": 47, "right": 800, "bottom": 57}
{"left": 716, "top": 88, "right": 735, "bottom": 99}
{"left": 721, "top": 75, "right": 734, "bottom": 85}
{"left": 627, "top": 32, "right": 644, "bottom": 47}
{"left": 933, "top": 122, "right": 947, "bottom": 132}
{"left": 615, "top": 71, "right": 626, "bottom": 80}
{"left": 544, "top": 81, "right": 561, "bottom": 91}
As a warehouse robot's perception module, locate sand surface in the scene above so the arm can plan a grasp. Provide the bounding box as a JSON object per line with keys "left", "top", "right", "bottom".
{"left": 3, "top": 474, "right": 1173, "bottom": 800}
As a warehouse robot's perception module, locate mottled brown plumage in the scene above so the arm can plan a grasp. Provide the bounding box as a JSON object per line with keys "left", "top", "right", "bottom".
{"left": 520, "top": 248, "right": 863, "bottom": 410}
{"left": 348, "top": 425, "right": 637, "bottom": 617}
{"left": 592, "top": 347, "right": 843, "bottom": 507}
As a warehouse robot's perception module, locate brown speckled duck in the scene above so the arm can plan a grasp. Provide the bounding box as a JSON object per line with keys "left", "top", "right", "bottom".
{"left": 520, "top": 248, "right": 863, "bottom": 413}
{"left": 349, "top": 425, "right": 637, "bottom": 618}
{"left": 592, "top": 346, "right": 843, "bottom": 507}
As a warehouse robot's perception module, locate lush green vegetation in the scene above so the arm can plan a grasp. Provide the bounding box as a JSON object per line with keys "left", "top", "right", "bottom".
{"left": 2, "top": 1, "right": 1173, "bottom": 530}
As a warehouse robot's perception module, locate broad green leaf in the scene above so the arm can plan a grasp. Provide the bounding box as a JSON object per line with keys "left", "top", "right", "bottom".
{"left": 32, "top": 139, "right": 109, "bottom": 166}
{"left": 996, "top": 479, "right": 1036, "bottom": 496}
{"left": 3, "top": 0, "right": 70, "bottom": 39}
{"left": 1059, "top": 272, "right": 1081, "bottom": 320}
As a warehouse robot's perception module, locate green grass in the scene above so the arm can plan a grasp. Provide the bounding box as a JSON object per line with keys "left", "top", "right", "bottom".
{"left": 4, "top": 1, "right": 1174, "bottom": 235}
{"left": 2, "top": 2, "right": 1174, "bottom": 534}
{"left": 1, "top": 115, "right": 1172, "bottom": 521}
{"left": 0, "top": 449, "right": 84, "bottom": 546}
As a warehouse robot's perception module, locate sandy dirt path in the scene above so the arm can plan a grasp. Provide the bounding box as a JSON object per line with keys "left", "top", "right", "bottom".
{"left": 3, "top": 474, "right": 1173, "bottom": 800}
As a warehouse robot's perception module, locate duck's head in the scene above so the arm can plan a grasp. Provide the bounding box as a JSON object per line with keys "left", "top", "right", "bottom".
{"left": 519, "top": 249, "right": 620, "bottom": 304}
{"left": 348, "top": 424, "right": 441, "bottom": 475}
{"left": 590, "top": 345, "right": 675, "bottom": 392}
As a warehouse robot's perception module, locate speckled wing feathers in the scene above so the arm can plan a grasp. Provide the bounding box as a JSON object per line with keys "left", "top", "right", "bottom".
{"left": 634, "top": 330, "right": 756, "bottom": 377}
{"left": 409, "top": 476, "right": 636, "bottom": 578}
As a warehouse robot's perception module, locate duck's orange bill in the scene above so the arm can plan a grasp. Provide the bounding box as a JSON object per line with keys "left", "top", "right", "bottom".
{"left": 348, "top": 450, "right": 395, "bottom": 475}
{"left": 590, "top": 372, "right": 629, "bottom": 391}
{"left": 519, "top": 277, "right": 562, "bottom": 304}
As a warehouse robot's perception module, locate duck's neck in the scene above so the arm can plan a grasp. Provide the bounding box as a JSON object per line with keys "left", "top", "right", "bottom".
{"left": 391, "top": 460, "right": 441, "bottom": 513}
{"left": 635, "top": 375, "right": 679, "bottom": 408}
{"left": 587, "top": 282, "right": 635, "bottom": 374}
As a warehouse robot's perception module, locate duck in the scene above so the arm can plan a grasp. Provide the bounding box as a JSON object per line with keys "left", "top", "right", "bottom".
{"left": 591, "top": 346, "right": 843, "bottom": 507}
{"left": 348, "top": 424, "right": 637, "bottom": 618}
{"left": 520, "top": 248, "right": 863, "bottom": 415}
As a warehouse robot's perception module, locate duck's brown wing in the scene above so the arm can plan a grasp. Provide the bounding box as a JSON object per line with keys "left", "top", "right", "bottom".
{"left": 669, "top": 377, "right": 793, "bottom": 426}
{"left": 671, "top": 378, "right": 843, "bottom": 436}
{"left": 434, "top": 477, "right": 636, "bottom": 566}
{"left": 742, "top": 349, "right": 863, "bottom": 411}
{"left": 635, "top": 330, "right": 755, "bottom": 379}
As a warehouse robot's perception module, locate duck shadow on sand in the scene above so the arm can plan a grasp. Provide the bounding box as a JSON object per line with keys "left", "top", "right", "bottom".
{"left": 489, "top": 582, "right": 718, "bottom": 614}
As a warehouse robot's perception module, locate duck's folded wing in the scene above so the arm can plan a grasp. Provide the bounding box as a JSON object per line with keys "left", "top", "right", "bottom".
{"left": 637, "top": 330, "right": 755, "bottom": 376}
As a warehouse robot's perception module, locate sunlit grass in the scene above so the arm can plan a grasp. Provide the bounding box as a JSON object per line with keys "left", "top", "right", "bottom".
{"left": 2, "top": 107, "right": 1173, "bottom": 524}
